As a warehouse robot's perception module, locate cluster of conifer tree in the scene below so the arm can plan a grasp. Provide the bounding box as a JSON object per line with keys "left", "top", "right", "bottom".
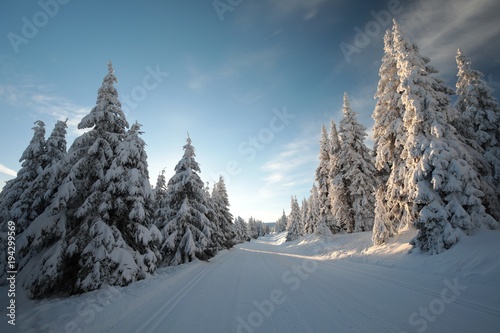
{"left": 0, "top": 62, "right": 253, "bottom": 298}
{"left": 282, "top": 20, "right": 499, "bottom": 253}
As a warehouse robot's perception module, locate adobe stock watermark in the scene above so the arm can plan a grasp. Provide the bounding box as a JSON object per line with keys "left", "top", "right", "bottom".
{"left": 210, "top": 106, "right": 295, "bottom": 184}
{"left": 7, "top": 0, "right": 71, "bottom": 54}
{"left": 213, "top": 0, "right": 244, "bottom": 22}
{"left": 340, "top": 0, "right": 404, "bottom": 64}
{"left": 401, "top": 278, "right": 467, "bottom": 333}
{"left": 5, "top": 221, "right": 17, "bottom": 327}
{"left": 121, "top": 65, "right": 170, "bottom": 114}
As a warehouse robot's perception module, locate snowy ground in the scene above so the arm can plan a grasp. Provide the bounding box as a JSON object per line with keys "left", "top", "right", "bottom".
{"left": 2, "top": 229, "right": 500, "bottom": 333}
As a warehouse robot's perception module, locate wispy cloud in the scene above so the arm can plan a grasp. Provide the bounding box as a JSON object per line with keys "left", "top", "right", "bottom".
{"left": 266, "top": 0, "right": 332, "bottom": 21}
{"left": 0, "top": 163, "right": 17, "bottom": 177}
{"left": 259, "top": 137, "right": 318, "bottom": 199}
{"left": 222, "top": 47, "right": 284, "bottom": 77}
{"left": 234, "top": 0, "right": 340, "bottom": 33}
{"left": 401, "top": 0, "right": 500, "bottom": 76}
{"left": 0, "top": 76, "right": 90, "bottom": 137}
{"left": 29, "top": 94, "right": 89, "bottom": 135}
{"left": 264, "top": 29, "right": 283, "bottom": 41}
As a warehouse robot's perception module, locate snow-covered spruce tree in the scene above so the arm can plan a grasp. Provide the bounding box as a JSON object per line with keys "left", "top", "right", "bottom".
{"left": 454, "top": 49, "right": 498, "bottom": 148}
{"left": 305, "top": 183, "right": 320, "bottom": 234}
{"left": 157, "top": 136, "right": 217, "bottom": 266}
{"left": 332, "top": 93, "right": 376, "bottom": 233}
{"left": 18, "top": 62, "right": 158, "bottom": 298}
{"left": 211, "top": 176, "right": 235, "bottom": 249}
{"left": 276, "top": 209, "right": 288, "bottom": 233}
{"left": 9, "top": 119, "right": 68, "bottom": 288}
{"left": 371, "top": 28, "right": 406, "bottom": 245}
{"left": 248, "top": 217, "right": 268, "bottom": 239}
{"left": 454, "top": 49, "right": 500, "bottom": 220}
{"left": 315, "top": 125, "right": 335, "bottom": 233}
{"left": 300, "top": 198, "right": 309, "bottom": 234}
{"left": 372, "top": 184, "right": 392, "bottom": 245}
{"left": 247, "top": 217, "right": 258, "bottom": 239}
{"left": 152, "top": 169, "right": 168, "bottom": 225}
{"left": 392, "top": 21, "right": 496, "bottom": 253}
{"left": 21, "top": 119, "right": 68, "bottom": 231}
{"left": 103, "top": 121, "right": 162, "bottom": 273}
{"left": 262, "top": 222, "right": 270, "bottom": 235}
{"left": 302, "top": 199, "right": 314, "bottom": 234}
{"left": 234, "top": 216, "right": 250, "bottom": 243}
{"left": 203, "top": 182, "right": 221, "bottom": 249}
{"left": 327, "top": 119, "right": 344, "bottom": 233}
{"left": 0, "top": 120, "right": 47, "bottom": 233}
{"left": 286, "top": 196, "right": 302, "bottom": 242}
{"left": 302, "top": 197, "right": 314, "bottom": 235}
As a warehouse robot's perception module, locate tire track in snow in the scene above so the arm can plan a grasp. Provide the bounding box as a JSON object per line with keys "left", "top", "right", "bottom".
{"left": 133, "top": 252, "right": 234, "bottom": 333}
{"left": 258, "top": 250, "right": 282, "bottom": 333}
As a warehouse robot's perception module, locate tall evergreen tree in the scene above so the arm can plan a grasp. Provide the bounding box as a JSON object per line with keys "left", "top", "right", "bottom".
{"left": 203, "top": 182, "right": 221, "bottom": 248}
{"left": 454, "top": 49, "right": 500, "bottom": 220}
{"left": 455, "top": 49, "right": 500, "bottom": 149}
{"left": 327, "top": 119, "right": 343, "bottom": 233}
{"left": 392, "top": 21, "right": 495, "bottom": 253}
{"left": 315, "top": 126, "right": 335, "bottom": 232}
{"left": 286, "top": 196, "right": 302, "bottom": 242}
{"left": 248, "top": 217, "right": 267, "bottom": 239}
{"left": 0, "top": 120, "right": 47, "bottom": 232}
{"left": 152, "top": 169, "right": 168, "bottom": 226}
{"left": 372, "top": 184, "right": 393, "bottom": 245}
{"left": 300, "top": 197, "right": 309, "bottom": 234}
{"left": 211, "top": 176, "right": 235, "bottom": 249}
{"left": 156, "top": 136, "right": 217, "bottom": 265}
{"left": 302, "top": 199, "right": 313, "bottom": 234}
{"left": 18, "top": 62, "right": 159, "bottom": 298}
{"left": 104, "top": 121, "right": 162, "bottom": 272}
{"left": 247, "top": 217, "right": 258, "bottom": 239}
{"left": 332, "top": 93, "right": 376, "bottom": 233}
{"left": 275, "top": 209, "right": 288, "bottom": 233}
{"left": 371, "top": 28, "right": 406, "bottom": 244}
{"left": 307, "top": 183, "right": 320, "bottom": 233}
{"left": 234, "top": 216, "right": 250, "bottom": 243}
{"left": 23, "top": 119, "right": 68, "bottom": 229}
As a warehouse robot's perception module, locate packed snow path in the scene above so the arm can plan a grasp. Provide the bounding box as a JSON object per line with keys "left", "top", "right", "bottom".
{"left": 13, "top": 232, "right": 500, "bottom": 333}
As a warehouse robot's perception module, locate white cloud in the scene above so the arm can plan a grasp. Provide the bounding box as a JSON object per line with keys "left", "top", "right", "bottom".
{"left": 0, "top": 163, "right": 17, "bottom": 177}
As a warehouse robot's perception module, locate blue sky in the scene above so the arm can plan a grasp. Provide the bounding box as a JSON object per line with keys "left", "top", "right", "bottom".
{"left": 1, "top": 0, "right": 499, "bottom": 222}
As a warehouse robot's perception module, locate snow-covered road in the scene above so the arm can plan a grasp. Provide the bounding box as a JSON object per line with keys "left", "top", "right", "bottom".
{"left": 9, "top": 231, "right": 500, "bottom": 333}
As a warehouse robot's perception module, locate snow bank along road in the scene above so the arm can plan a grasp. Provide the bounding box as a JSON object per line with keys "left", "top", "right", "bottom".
{"left": 12, "top": 233, "right": 500, "bottom": 333}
